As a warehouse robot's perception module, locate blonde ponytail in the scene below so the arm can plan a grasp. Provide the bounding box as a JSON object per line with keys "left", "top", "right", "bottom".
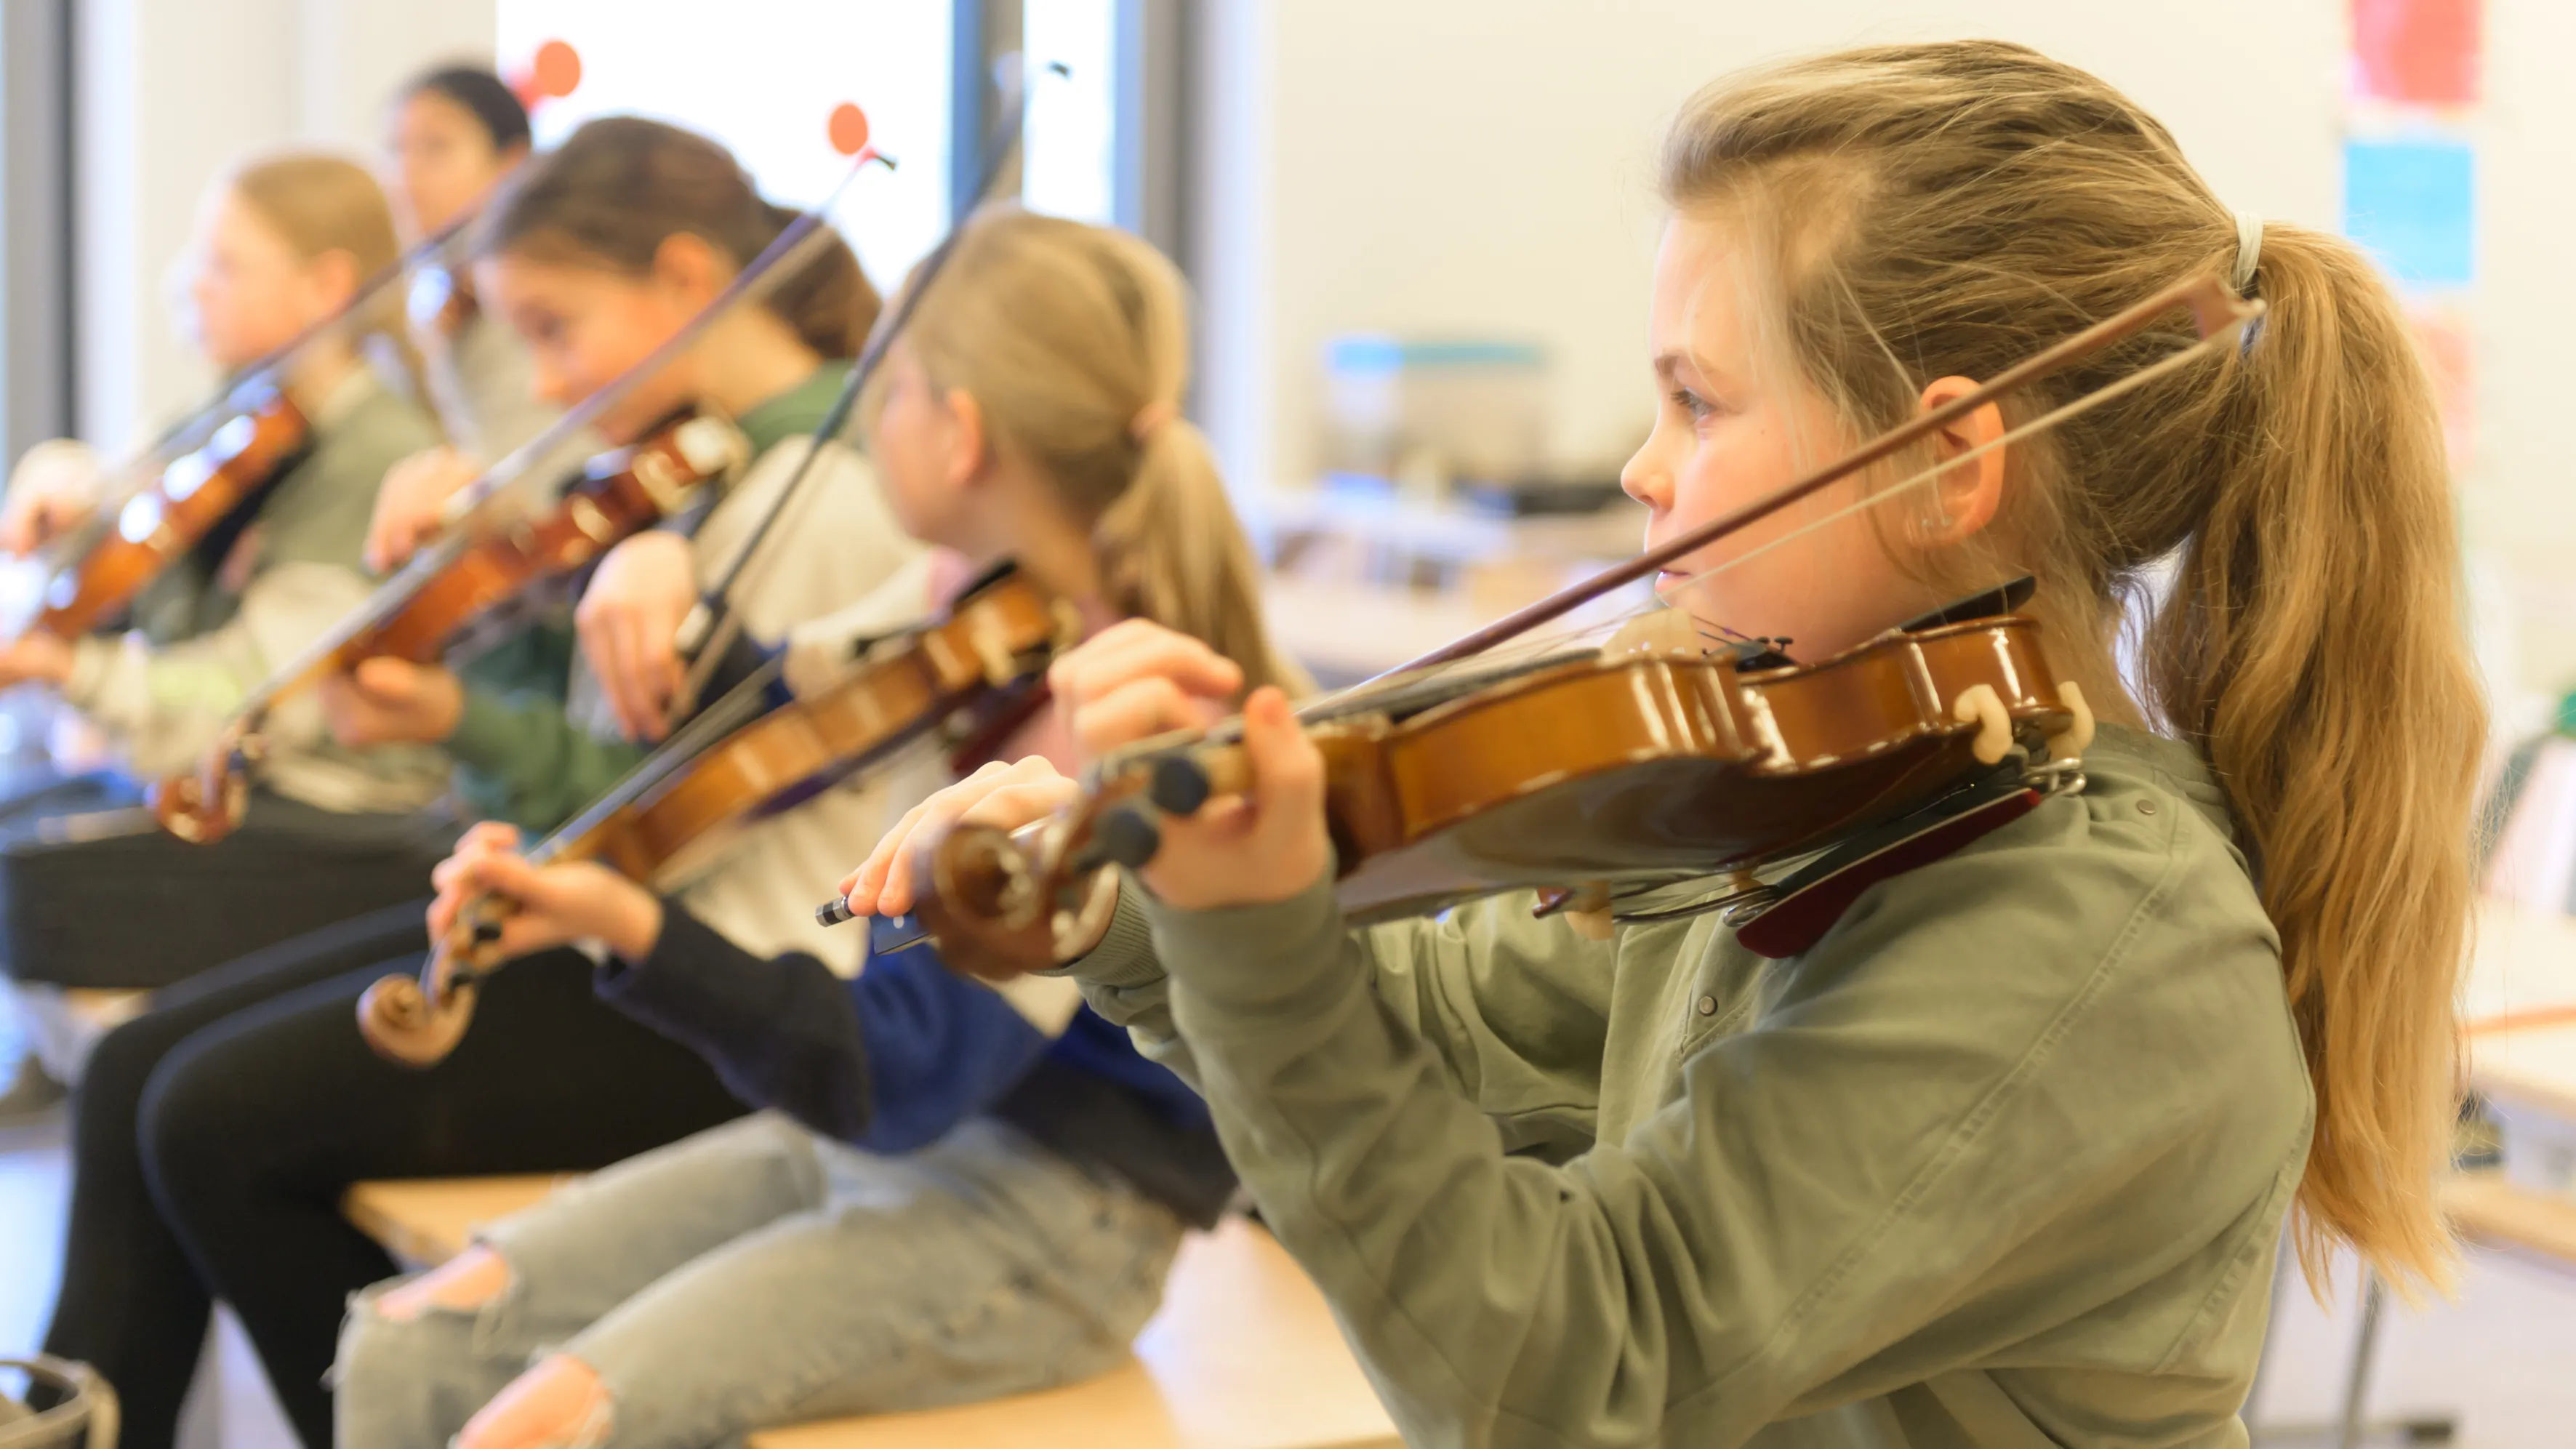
{"left": 878, "top": 205, "right": 1305, "bottom": 694}
{"left": 1660, "top": 41, "right": 2481, "bottom": 1293}
{"left": 2148, "top": 224, "right": 2481, "bottom": 1290}
{"left": 1099, "top": 414, "right": 1299, "bottom": 693}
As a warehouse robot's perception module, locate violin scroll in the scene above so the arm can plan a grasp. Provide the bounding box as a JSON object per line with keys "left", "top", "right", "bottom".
{"left": 355, "top": 963, "right": 476, "bottom": 1069}
{"left": 911, "top": 816, "right": 1117, "bottom": 983}
{"left": 356, "top": 900, "right": 506, "bottom": 1068}
{"left": 147, "top": 736, "right": 257, "bottom": 844}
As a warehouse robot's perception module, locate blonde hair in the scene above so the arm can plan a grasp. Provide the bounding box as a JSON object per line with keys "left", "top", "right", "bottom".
{"left": 875, "top": 205, "right": 1303, "bottom": 694}
{"left": 229, "top": 152, "right": 425, "bottom": 398}
{"left": 1661, "top": 42, "right": 2481, "bottom": 1293}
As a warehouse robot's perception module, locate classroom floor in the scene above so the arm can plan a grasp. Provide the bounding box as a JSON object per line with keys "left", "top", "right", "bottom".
{"left": 4, "top": 1061, "right": 2574, "bottom": 1448}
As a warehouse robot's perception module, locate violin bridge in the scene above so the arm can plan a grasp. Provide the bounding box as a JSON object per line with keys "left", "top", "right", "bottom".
{"left": 969, "top": 620, "right": 1020, "bottom": 688}
{"left": 1048, "top": 600, "right": 1087, "bottom": 655}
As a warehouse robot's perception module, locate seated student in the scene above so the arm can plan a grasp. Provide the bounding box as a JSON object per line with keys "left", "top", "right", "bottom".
{"left": 850, "top": 42, "right": 2484, "bottom": 1448}
{"left": 39, "top": 117, "right": 917, "bottom": 1449}
{"left": 0, "top": 153, "right": 449, "bottom": 1062}
{"left": 380, "top": 62, "right": 547, "bottom": 462}
{"left": 369, "top": 61, "right": 601, "bottom": 577}
{"left": 333, "top": 208, "right": 1296, "bottom": 1449}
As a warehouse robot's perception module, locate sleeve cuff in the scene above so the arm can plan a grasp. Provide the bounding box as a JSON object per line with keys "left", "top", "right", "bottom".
{"left": 593, "top": 900, "right": 739, "bottom": 1016}
{"left": 1136, "top": 870, "right": 1351, "bottom": 1012}
{"left": 1060, "top": 882, "right": 1166, "bottom": 990}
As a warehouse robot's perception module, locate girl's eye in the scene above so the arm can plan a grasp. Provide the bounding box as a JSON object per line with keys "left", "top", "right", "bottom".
{"left": 1670, "top": 388, "right": 1718, "bottom": 422}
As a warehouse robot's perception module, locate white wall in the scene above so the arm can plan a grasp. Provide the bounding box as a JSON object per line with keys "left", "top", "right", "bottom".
{"left": 2473, "top": 0, "right": 2576, "bottom": 707}
{"left": 1196, "top": 0, "right": 2576, "bottom": 702}
{"left": 74, "top": 0, "right": 498, "bottom": 451}
{"left": 1203, "top": 0, "right": 2343, "bottom": 489}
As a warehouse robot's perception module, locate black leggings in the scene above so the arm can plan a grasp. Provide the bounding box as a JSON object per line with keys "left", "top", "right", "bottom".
{"left": 39, "top": 902, "right": 747, "bottom": 1449}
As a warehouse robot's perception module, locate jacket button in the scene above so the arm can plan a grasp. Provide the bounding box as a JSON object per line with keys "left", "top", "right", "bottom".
{"left": 1696, "top": 995, "right": 1718, "bottom": 1016}
{"left": 2137, "top": 799, "right": 2159, "bottom": 816}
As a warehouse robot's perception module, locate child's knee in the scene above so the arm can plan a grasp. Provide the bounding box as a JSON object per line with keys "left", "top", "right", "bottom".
{"left": 456, "top": 1354, "right": 614, "bottom": 1449}
{"left": 335, "top": 1269, "right": 505, "bottom": 1449}
{"left": 373, "top": 1243, "right": 513, "bottom": 1323}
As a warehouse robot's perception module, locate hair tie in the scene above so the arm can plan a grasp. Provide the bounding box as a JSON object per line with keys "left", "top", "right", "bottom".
{"left": 2231, "top": 209, "right": 2264, "bottom": 293}
{"left": 1129, "top": 399, "right": 1176, "bottom": 444}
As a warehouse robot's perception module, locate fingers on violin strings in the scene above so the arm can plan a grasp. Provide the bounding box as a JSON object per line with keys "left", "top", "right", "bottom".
{"left": 1241, "top": 687, "right": 1323, "bottom": 816}
{"left": 1051, "top": 624, "right": 1244, "bottom": 712}
{"left": 855, "top": 792, "right": 961, "bottom": 908}
{"left": 958, "top": 779, "right": 1078, "bottom": 830}
{"left": 1067, "top": 677, "right": 1216, "bottom": 758}
{"left": 353, "top": 656, "right": 413, "bottom": 697}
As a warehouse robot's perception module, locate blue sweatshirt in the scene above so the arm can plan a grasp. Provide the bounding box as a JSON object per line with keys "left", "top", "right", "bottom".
{"left": 595, "top": 902, "right": 1237, "bottom": 1227}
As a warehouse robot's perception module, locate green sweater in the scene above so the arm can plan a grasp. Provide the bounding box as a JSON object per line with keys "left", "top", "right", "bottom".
{"left": 445, "top": 364, "right": 853, "bottom": 832}
{"left": 1072, "top": 726, "right": 2310, "bottom": 1448}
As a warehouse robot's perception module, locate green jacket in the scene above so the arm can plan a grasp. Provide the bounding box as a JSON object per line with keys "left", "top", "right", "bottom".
{"left": 1072, "top": 726, "right": 2311, "bottom": 1448}
{"left": 445, "top": 364, "right": 854, "bottom": 832}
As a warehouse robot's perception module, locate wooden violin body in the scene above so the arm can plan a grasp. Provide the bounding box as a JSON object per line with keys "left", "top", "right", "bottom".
{"left": 31, "top": 378, "right": 309, "bottom": 640}
{"left": 151, "top": 408, "right": 748, "bottom": 843}
{"left": 337, "top": 410, "right": 747, "bottom": 665}
{"left": 358, "top": 568, "right": 1080, "bottom": 1067}
{"left": 570, "top": 569, "right": 1074, "bottom": 884}
{"left": 915, "top": 611, "right": 2090, "bottom": 977}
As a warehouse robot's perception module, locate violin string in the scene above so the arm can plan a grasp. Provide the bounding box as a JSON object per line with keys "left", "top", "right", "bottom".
{"left": 526, "top": 657, "right": 789, "bottom": 867}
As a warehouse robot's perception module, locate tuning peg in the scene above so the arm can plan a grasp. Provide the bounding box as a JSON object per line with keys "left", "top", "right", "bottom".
{"left": 1149, "top": 755, "right": 1214, "bottom": 816}
{"left": 1068, "top": 805, "right": 1160, "bottom": 875}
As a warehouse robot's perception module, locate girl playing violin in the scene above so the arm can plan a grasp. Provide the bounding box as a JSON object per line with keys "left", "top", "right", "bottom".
{"left": 0, "top": 153, "right": 449, "bottom": 1039}
{"left": 369, "top": 60, "right": 598, "bottom": 576}
{"left": 853, "top": 42, "right": 2482, "bottom": 1448}
{"left": 41, "top": 117, "right": 911, "bottom": 1449}
{"left": 333, "top": 207, "right": 1298, "bottom": 1449}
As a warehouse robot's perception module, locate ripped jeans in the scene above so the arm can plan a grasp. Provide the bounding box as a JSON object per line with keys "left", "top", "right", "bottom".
{"left": 333, "top": 1113, "right": 1183, "bottom": 1449}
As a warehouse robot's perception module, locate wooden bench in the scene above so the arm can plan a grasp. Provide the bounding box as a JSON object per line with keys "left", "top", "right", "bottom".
{"left": 345, "top": 1176, "right": 1402, "bottom": 1449}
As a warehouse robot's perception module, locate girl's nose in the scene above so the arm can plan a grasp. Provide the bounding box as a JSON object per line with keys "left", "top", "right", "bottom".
{"left": 1619, "top": 442, "right": 1670, "bottom": 514}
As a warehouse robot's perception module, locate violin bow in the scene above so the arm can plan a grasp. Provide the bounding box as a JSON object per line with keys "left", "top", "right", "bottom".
{"left": 659, "top": 58, "right": 1072, "bottom": 731}
{"left": 1384, "top": 272, "right": 2263, "bottom": 679}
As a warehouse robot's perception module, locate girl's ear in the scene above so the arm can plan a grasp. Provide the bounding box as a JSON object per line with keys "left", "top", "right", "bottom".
{"left": 649, "top": 232, "right": 726, "bottom": 310}
{"left": 942, "top": 386, "right": 987, "bottom": 490}
{"left": 303, "top": 246, "right": 362, "bottom": 322}
{"left": 1911, "top": 374, "right": 2005, "bottom": 545}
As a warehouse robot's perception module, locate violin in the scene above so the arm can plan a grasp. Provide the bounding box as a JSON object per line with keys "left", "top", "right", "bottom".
{"left": 901, "top": 600, "right": 2093, "bottom": 976}
{"left": 356, "top": 566, "right": 1081, "bottom": 1066}
{"left": 4, "top": 212, "right": 484, "bottom": 646}
{"left": 23, "top": 377, "right": 310, "bottom": 640}
{"left": 152, "top": 121, "right": 902, "bottom": 845}
{"left": 869, "top": 271, "right": 2263, "bottom": 977}
{"left": 150, "top": 406, "right": 750, "bottom": 843}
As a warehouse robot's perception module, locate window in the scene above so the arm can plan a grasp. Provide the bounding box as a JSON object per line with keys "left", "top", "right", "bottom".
{"left": 1020, "top": 0, "right": 1120, "bottom": 226}
{"left": 494, "top": 1, "right": 957, "bottom": 287}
